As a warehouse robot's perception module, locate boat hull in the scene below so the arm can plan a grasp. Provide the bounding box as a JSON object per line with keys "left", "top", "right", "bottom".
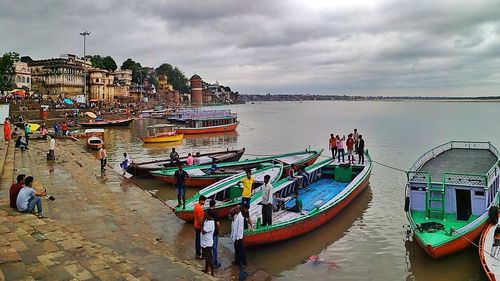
{"left": 244, "top": 173, "right": 371, "bottom": 247}
{"left": 142, "top": 134, "right": 183, "bottom": 143}
{"left": 80, "top": 118, "right": 134, "bottom": 127}
{"left": 175, "top": 204, "right": 234, "bottom": 222}
{"left": 127, "top": 149, "right": 245, "bottom": 176}
{"left": 479, "top": 223, "right": 497, "bottom": 281}
{"left": 176, "top": 122, "right": 239, "bottom": 134}
{"left": 413, "top": 220, "right": 487, "bottom": 259}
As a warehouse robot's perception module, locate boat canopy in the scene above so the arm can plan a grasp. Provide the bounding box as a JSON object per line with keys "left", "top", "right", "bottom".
{"left": 84, "top": 128, "right": 105, "bottom": 133}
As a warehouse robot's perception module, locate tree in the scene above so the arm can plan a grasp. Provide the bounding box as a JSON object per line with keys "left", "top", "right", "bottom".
{"left": 121, "top": 58, "right": 143, "bottom": 83}
{"left": 156, "top": 63, "right": 189, "bottom": 93}
{"left": 91, "top": 55, "right": 117, "bottom": 72}
{"left": 0, "top": 52, "right": 19, "bottom": 90}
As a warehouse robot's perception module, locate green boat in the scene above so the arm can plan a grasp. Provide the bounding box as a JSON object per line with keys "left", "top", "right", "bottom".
{"left": 405, "top": 141, "right": 500, "bottom": 258}
{"left": 173, "top": 163, "right": 284, "bottom": 222}
{"left": 151, "top": 148, "right": 323, "bottom": 187}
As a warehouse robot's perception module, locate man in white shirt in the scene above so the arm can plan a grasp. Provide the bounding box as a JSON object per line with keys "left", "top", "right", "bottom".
{"left": 261, "top": 175, "right": 273, "bottom": 226}
{"left": 47, "top": 136, "right": 56, "bottom": 160}
{"left": 230, "top": 205, "right": 248, "bottom": 279}
{"left": 16, "top": 176, "right": 46, "bottom": 218}
{"left": 201, "top": 213, "right": 215, "bottom": 277}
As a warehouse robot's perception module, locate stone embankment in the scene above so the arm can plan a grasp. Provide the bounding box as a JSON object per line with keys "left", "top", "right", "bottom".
{"left": 0, "top": 129, "right": 270, "bottom": 280}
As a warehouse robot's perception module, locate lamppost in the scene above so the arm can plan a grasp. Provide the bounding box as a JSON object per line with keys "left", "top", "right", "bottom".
{"left": 79, "top": 31, "right": 90, "bottom": 102}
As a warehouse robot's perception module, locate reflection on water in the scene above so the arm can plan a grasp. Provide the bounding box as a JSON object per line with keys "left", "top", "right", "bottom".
{"left": 102, "top": 101, "right": 500, "bottom": 280}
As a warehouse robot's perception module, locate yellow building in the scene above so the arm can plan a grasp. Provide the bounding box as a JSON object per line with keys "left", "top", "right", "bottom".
{"left": 88, "top": 68, "right": 116, "bottom": 102}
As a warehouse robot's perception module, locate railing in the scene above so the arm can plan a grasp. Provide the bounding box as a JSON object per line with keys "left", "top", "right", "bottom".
{"left": 407, "top": 171, "right": 431, "bottom": 184}
{"left": 443, "top": 172, "right": 487, "bottom": 188}
{"left": 409, "top": 141, "right": 494, "bottom": 172}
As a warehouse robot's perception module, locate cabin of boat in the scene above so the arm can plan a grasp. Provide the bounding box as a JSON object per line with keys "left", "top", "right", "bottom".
{"left": 244, "top": 156, "right": 372, "bottom": 246}
{"left": 406, "top": 141, "right": 500, "bottom": 258}
{"left": 85, "top": 128, "right": 105, "bottom": 150}
{"left": 142, "top": 124, "right": 183, "bottom": 143}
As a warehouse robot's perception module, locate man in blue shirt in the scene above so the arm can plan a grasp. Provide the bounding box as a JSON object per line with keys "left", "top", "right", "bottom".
{"left": 16, "top": 176, "right": 46, "bottom": 218}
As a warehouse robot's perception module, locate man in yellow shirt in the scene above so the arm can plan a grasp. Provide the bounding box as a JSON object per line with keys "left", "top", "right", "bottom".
{"left": 238, "top": 169, "right": 254, "bottom": 208}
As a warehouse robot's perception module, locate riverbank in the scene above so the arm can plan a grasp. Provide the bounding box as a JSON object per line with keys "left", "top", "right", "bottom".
{"left": 0, "top": 129, "right": 270, "bottom": 280}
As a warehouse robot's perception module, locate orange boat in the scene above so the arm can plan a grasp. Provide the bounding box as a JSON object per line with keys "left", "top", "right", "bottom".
{"left": 175, "top": 115, "right": 239, "bottom": 134}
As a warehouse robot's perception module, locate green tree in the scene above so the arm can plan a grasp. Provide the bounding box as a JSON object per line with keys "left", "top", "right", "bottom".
{"left": 0, "top": 52, "right": 19, "bottom": 90}
{"left": 121, "top": 58, "right": 143, "bottom": 83}
{"left": 156, "top": 63, "right": 189, "bottom": 93}
{"left": 91, "top": 55, "right": 117, "bottom": 72}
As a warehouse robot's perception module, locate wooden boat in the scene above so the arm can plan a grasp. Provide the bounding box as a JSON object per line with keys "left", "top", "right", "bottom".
{"left": 141, "top": 124, "right": 183, "bottom": 143}
{"left": 174, "top": 163, "right": 283, "bottom": 222}
{"left": 405, "top": 141, "right": 500, "bottom": 259}
{"left": 479, "top": 217, "right": 500, "bottom": 281}
{"left": 243, "top": 154, "right": 372, "bottom": 246}
{"left": 175, "top": 115, "right": 239, "bottom": 135}
{"left": 79, "top": 117, "right": 134, "bottom": 127}
{"left": 126, "top": 148, "right": 246, "bottom": 176}
{"left": 151, "top": 149, "right": 323, "bottom": 187}
{"left": 85, "top": 129, "right": 105, "bottom": 150}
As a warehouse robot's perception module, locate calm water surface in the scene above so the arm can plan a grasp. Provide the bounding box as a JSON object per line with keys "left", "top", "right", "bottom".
{"left": 103, "top": 101, "right": 500, "bottom": 281}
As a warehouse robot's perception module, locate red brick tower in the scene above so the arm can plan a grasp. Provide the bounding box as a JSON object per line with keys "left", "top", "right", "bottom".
{"left": 190, "top": 74, "right": 203, "bottom": 106}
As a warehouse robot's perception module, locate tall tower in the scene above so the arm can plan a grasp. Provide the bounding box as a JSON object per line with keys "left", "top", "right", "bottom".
{"left": 190, "top": 74, "right": 203, "bottom": 106}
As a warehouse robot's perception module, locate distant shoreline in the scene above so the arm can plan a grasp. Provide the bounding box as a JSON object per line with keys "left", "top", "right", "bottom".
{"left": 239, "top": 95, "right": 500, "bottom": 103}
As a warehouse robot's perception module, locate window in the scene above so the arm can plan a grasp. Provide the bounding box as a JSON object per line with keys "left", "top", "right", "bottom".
{"left": 474, "top": 190, "right": 485, "bottom": 196}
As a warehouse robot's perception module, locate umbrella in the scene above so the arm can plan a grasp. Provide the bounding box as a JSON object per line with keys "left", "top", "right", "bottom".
{"left": 85, "top": 112, "right": 97, "bottom": 119}
{"left": 63, "top": 98, "right": 74, "bottom": 105}
{"left": 10, "top": 89, "right": 26, "bottom": 96}
{"left": 27, "top": 123, "right": 40, "bottom": 132}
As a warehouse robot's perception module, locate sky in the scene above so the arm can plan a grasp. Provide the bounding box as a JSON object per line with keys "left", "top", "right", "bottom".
{"left": 1, "top": 0, "right": 500, "bottom": 96}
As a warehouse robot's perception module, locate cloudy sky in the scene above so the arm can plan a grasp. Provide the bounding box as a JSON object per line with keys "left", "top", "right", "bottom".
{"left": 1, "top": 0, "right": 500, "bottom": 96}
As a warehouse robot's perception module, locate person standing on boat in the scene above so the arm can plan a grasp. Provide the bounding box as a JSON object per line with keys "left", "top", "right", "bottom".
{"left": 238, "top": 169, "right": 254, "bottom": 209}
{"left": 99, "top": 146, "right": 107, "bottom": 172}
{"left": 170, "top": 148, "right": 179, "bottom": 164}
{"left": 357, "top": 135, "right": 365, "bottom": 165}
{"left": 353, "top": 129, "right": 359, "bottom": 150}
{"left": 336, "top": 135, "right": 346, "bottom": 163}
{"left": 230, "top": 205, "right": 248, "bottom": 278}
{"left": 261, "top": 175, "right": 273, "bottom": 226}
{"left": 3, "top": 117, "right": 11, "bottom": 142}
{"left": 328, "top": 133, "right": 336, "bottom": 160}
{"left": 186, "top": 153, "right": 194, "bottom": 166}
{"left": 346, "top": 134, "right": 355, "bottom": 164}
{"left": 206, "top": 200, "right": 221, "bottom": 268}
{"left": 194, "top": 195, "right": 206, "bottom": 259}
{"left": 174, "top": 164, "right": 190, "bottom": 209}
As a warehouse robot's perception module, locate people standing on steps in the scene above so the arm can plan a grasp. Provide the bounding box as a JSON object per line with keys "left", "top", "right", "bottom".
{"left": 194, "top": 195, "right": 206, "bottom": 259}
{"left": 201, "top": 211, "right": 215, "bottom": 277}
{"left": 99, "top": 145, "right": 107, "bottom": 172}
{"left": 47, "top": 136, "right": 56, "bottom": 160}
{"left": 206, "top": 199, "right": 221, "bottom": 268}
{"left": 120, "top": 153, "right": 129, "bottom": 175}
{"left": 4, "top": 117, "right": 11, "bottom": 141}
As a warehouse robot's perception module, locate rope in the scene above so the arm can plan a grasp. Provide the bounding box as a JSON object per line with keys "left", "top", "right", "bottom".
{"left": 452, "top": 227, "right": 500, "bottom": 263}
{"left": 370, "top": 160, "right": 408, "bottom": 173}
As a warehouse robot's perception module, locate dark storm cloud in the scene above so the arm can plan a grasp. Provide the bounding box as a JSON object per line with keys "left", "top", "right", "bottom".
{"left": 1, "top": 0, "right": 500, "bottom": 95}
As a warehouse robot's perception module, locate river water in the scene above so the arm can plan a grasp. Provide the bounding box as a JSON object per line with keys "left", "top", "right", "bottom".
{"left": 103, "top": 101, "right": 500, "bottom": 281}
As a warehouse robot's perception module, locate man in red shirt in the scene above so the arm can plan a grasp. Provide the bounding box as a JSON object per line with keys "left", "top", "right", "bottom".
{"left": 346, "top": 133, "right": 355, "bottom": 164}
{"left": 194, "top": 195, "right": 206, "bottom": 259}
{"left": 9, "top": 174, "right": 26, "bottom": 208}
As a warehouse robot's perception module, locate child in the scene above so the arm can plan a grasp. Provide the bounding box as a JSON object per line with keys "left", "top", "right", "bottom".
{"left": 201, "top": 212, "right": 215, "bottom": 276}
{"left": 120, "top": 153, "right": 129, "bottom": 175}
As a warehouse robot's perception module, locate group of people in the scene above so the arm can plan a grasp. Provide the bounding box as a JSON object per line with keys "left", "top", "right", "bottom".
{"left": 9, "top": 174, "right": 47, "bottom": 218}
{"left": 328, "top": 128, "right": 366, "bottom": 165}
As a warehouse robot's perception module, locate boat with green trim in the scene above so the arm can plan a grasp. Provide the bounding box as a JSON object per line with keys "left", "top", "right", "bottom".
{"left": 405, "top": 141, "right": 500, "bottom": 259}
{"left": 243, "top": 152, "right": 372, "bottom": 246}
{"left": 151, "top": 148, "right": 323, "bottom": 187}
{"left": 174, "top": 163, "right": 283, "bottom": 222}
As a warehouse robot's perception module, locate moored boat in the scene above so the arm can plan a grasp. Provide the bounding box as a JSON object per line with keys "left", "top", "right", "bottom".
{"left": 174, "top": 163, "right": 283, "bottom": 222}
{"left": 79, "top": 117, "right": 134, "bottom": 127}
{"left": 85, "top": 129, "right": 105, "bottom": 150}
{"left": 405, "top": 141, "right": 500, "bottom": 259}
{"left": 126, "top": 148, "right": 246, "bottom": 176}
{"left": 175, "top": 115, "right": 239, "bottom": 135}
{"left": 151, "top": 149, "right": 323, "bottom": 187}
{"left": 243, "top": 154, "right": 372, "bottom": 246}
{"left": 479, "top": 215, "right": 500, "bottom": 281}
{"left": 141, "top": 124, "right": 183, "bottom": 143}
